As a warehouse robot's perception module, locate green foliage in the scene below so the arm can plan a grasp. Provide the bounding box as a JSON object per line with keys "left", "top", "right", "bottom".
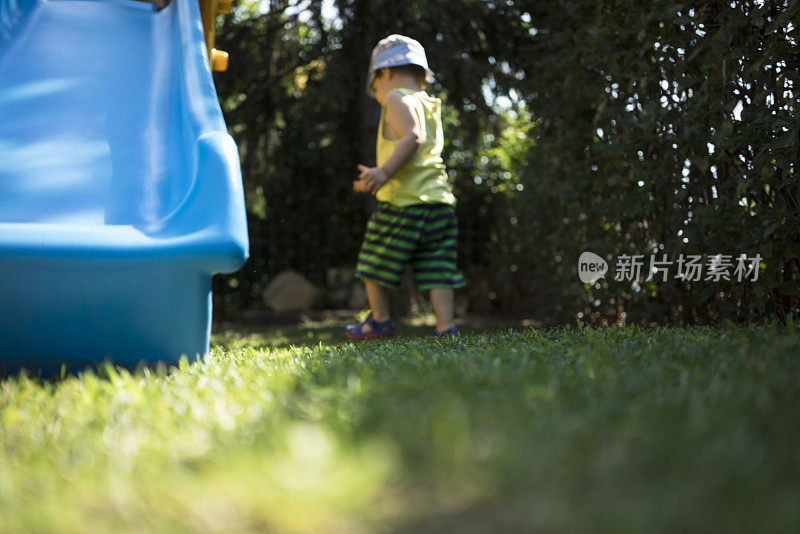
{"left": 506, "top": 0, "right": 799, "bottom": 324}
{"left": 212, "top": 0, "right": 798, "bottom": 324}
{"left": 2, "top": 325, "right": 800, "bottom": 532}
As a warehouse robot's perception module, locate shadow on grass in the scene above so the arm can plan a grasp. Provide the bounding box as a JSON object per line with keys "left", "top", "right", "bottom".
{"left": 2, "top": 310, "right": 523, "bottom": 380}
{"left": 211, "top": 309, "right": 524, "bottom": 351}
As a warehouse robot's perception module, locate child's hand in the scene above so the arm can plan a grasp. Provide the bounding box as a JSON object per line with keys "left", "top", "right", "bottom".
{"left": 357, "top": 164, "right": 390, "bottom": 193}
{"left": 353, "top": 179, "right": 371, "bottom": 193}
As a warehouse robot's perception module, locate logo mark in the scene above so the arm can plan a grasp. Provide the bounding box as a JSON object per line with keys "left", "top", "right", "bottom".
{"left": 578, "top": 251, "right": 608, "bottom": 283}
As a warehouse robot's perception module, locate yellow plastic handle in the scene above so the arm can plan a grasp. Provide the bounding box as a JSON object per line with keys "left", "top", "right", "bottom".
{"left": 218, "top": 0, "right": 232, "bottom": 14}
{"left": 210, "top": 48, "right": 229, "bottom": 72}
{"left": 199, "top": 0, "right": 232, "bottom": 72}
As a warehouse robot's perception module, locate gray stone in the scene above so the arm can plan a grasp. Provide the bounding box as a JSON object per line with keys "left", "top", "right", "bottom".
{"left": 263, "top": 269, "right": 319, "bottom": 312}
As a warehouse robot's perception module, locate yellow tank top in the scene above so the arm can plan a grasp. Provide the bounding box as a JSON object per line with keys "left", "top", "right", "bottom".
{"left": 375, "top": 88, "right": 456, "bottom": 206}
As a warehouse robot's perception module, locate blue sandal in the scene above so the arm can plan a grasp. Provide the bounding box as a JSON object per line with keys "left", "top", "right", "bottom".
{"left": 346, "top": 312, "right": 397, "bottom": 340}
{"left": 432, "top": 326, "right": 459, "bottom": 338}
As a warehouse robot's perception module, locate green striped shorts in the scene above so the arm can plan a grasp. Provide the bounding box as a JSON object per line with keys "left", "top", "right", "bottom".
{"left": 356, "top": 203, "right": 466, "bottom": 291}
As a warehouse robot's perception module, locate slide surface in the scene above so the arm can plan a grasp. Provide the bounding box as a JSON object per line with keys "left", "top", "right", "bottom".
{"left": 0, "top": 0, "right": 249, "bottom": 371}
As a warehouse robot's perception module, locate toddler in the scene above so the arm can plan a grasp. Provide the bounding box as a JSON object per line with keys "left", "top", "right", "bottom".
{"left": 346, "top": 34, "right": 465, "bottom": 339}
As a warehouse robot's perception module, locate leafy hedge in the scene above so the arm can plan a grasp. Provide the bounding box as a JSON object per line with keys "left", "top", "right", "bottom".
{"left": 213, "top": 0, "right": 798, "bottom": 325}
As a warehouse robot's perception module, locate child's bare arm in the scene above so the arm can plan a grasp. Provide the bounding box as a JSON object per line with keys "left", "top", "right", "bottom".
{"left": 357, "top": 92, "right": 422, "bottom": 193}
{"left": 378, "top": 91, "right": 423, "bottom": 178}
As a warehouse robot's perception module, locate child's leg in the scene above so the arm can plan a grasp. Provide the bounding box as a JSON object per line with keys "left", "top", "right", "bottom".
{"left": 429, "top": 288, "right": 455, "bottom": 333}
{"left": 366, "top": 279, "right": 391, "bottom": 321}
{"left": 346, "top": 278, "right": 395, "bottom": 339}
{"left": 364, "top": 278, "right": 391, "bottom": 328}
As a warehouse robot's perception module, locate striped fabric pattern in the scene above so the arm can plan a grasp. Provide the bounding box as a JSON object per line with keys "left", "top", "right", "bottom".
{"left": 356, "top": 203, "right": 466, "bottom": 290}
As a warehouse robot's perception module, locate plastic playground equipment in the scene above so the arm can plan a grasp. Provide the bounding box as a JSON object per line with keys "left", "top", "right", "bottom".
{"left": 0, "top": 0, "right": 249, "bottom": 371}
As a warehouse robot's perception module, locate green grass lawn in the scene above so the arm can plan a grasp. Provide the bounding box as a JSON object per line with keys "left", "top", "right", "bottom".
{"left": 2, "top": 321, "right": 800, "bottom": 533}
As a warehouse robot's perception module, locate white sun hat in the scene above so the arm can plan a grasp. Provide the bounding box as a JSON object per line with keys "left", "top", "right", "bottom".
{"left": 366, "top": 34, "right": 434, "bottom": 95}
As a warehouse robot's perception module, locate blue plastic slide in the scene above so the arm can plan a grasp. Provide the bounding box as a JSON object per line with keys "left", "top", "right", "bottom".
{"left": 0, "top": 0, "right": 249, "bottom": 371}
